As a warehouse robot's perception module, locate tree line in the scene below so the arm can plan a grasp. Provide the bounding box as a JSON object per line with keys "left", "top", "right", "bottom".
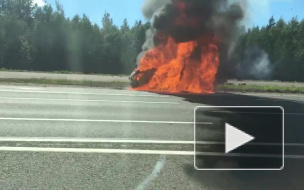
{"left": 232, "top": 17, "right": 304, "bottom": 81}
{"left": 1, "top": 0, "right": 304, "bottom": 81}
{"left": 0, "top": 0, "right": 149, "bottom": 74}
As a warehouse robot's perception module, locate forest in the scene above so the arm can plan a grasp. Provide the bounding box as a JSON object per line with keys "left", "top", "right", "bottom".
{"left": 1, "top": 0, "right": 304, "bottom": 81}
{"left": 233, "top": 16, "right": 304, "bottom": 81}
{"left": 0, "top": 0, "right": 149, "bottom": 75}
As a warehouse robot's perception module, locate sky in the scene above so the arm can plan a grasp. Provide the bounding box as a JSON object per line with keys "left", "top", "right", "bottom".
{"left": 37, "top": 0, "right": 304, "bottom": 28}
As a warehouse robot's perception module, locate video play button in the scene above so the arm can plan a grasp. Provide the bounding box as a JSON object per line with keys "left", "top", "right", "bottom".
{"left": 225, "top": 123, "right": 255, "bottom": 153}
{"left": 194, "top": 106, "right": 284, "bottom": 170}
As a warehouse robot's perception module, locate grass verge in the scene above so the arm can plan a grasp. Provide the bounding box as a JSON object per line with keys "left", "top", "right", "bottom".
{"left": 0, "top": 78, "right": 130, "bottom": 89}
{"left": 217, "top": 84, "right": 304, "bottom": 94}
{"left": 0, "top": 68, "right": 129, "bottom": 77}
{"left": 2, "top": 78, "right": 303, "bottom": 94}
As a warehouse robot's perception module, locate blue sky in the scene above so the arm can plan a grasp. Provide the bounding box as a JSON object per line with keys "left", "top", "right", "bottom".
{"left": 42, "top": 0, "right": 304, "bottom": 28}
{"left": 248, "top": 0, "right": 304, "bottom": 27}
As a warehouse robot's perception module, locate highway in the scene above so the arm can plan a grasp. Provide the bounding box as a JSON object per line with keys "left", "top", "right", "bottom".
{"left": 0, "top": 84, "right": 304, "bottom": 190}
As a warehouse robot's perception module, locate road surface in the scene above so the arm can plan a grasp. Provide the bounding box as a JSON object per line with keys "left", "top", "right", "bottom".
{"left": 0, "top": 85, "right": 303, "bottom": 190}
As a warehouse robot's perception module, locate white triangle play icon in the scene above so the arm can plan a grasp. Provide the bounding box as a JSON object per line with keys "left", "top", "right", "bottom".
{"left": 225, "top": 123, "right": 255, "bottom": 153}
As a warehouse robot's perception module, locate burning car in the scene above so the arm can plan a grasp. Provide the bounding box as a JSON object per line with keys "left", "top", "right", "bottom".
{"left": 130, "top": 0, "right": 244, "bottom": 94}
{"left": 129, "top": 69, "right": 156, "bottom": 88}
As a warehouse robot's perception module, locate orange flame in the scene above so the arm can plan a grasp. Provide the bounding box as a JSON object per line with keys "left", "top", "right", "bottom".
{"left": 133, "top": 36, "right": 220, "bottom": 94}
{"left": 132, "top": 0, "right": 220, "bottom": 94}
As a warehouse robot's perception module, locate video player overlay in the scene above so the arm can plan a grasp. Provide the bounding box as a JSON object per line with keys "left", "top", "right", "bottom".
{"left": 195, "top": 107, "right": 284, "bottom": 170}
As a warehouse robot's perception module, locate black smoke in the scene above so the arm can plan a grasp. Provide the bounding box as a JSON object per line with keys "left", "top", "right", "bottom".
{"left": 135, "top": 0, "right": 248, "bottom": 83}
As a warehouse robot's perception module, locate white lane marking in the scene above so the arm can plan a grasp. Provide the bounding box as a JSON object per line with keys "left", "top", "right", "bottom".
{"left": 0, "top": 138, "right": 194, "bottom": 144}
{"left": 207, "top": 110, "right": 304, "bottom": 116}
{"left": 0, "top": 147, "right": 193, "bottom": 155}
{"left": 0, "top": 138, "right": 301, "bottom": 147}
{"left": 136, "top": 155, "right": 166, "bottom": 190}
{"left": 0, "top": 138, "right": 192, "bottom": 143}
{"left": 0, "top": 87, "right": 142, "bottom": 94}
{"left": 15, "top": 88, "right": 151, "bottom": 95}
{"left": 0, "top": 147, "right": 302, "bottom": 159}
{"left": 0, "top": 97, "right": 179, "bottom": 105}
{"left": 0, "top": 86, "right": 45, "bottom": 91}
{"left": 0, "top": 118, "right": 211, "bottom": 125}
{"left": 17, "top": 87, "right": 45, "bottom": 90}
{"left": 0, "top": 89, "right": 169, "bottom": 98}
{"left": 0, "top": 138, "right": 302, "bottom": 148}
{"left": 195, "top": 152, "right": 303, "bottom": 159}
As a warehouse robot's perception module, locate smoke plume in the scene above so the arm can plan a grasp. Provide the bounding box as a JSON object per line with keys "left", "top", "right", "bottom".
{"left": 237, "top": 46, "right": 273, "bottom": 80}
{"left": 137, "top": 0, "right": 246, "bottom": 66}
{"left": 132, "top": 0, "right": 250, "bottom": 93}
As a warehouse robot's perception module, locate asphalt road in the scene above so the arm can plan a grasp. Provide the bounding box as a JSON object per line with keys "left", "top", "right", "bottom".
{"left": 0, "top": 85, "right": 304, "bottom": 190}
